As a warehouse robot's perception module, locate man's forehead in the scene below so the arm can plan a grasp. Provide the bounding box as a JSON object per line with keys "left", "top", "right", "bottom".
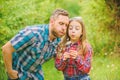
{"left": 56, "top": 15, "right": 69, "bottom": 22}
{"left": 57, "top": 15, "right": 69, "bottom": 19}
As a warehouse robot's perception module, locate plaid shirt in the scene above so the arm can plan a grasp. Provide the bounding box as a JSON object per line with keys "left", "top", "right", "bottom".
{"left": 10, "top": 24, "right": 60, "bottom": 80}
{"left": 55, "top": 41, "right": 92, "bottom": 78}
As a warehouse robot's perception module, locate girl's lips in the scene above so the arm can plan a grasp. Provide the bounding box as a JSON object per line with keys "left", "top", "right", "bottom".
{"left": 71, "top": 35, "right": 75, "bottom": 37}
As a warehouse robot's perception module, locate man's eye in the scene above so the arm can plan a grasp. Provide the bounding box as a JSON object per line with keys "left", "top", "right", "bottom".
{"left": 69, "top": 27, "right": 73, "bottom": 30}
{"left": 69, "top": 28, "right": 73, "bottom": 30}
{"left": 65, "top": 24, "right": 68, "bottom": 28}
{"left": 59, "top": 22, "right": 64, "bottom": 25}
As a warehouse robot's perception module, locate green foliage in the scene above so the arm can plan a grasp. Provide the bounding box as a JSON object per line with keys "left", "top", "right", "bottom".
{"left": 0, "top": 0, "right": 57, "bottom": 79}
{"left": 43, "top": 59, "right": 64, "bottom": 80}
{"left": 0, "top": 0, "right": 119, "bottom": 79}
{"left": 79, "top": 0, "right": 115, "bottom": 54}
{"left": 55, "top": 0, "right": 82, "bottom": 17}
{"left": 90, "top": 55, "right": 120, "bottom": 80}
{"left": 43, "top": 56, "right": 120, "bottom": 80}
{"left": 1, "top": 0, "right": 56, "bottom": 29}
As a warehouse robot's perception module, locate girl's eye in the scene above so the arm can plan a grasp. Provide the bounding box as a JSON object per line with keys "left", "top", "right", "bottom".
{"left": 76, "top": 26, "right": 80, "bottom": 30}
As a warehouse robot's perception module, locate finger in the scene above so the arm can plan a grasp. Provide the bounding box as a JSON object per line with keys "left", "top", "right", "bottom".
{"left": 69, "top": 50, "right": 77, "bottom": 52}
{"left": 13, "top": 71, "right": 18, "bottom": 79}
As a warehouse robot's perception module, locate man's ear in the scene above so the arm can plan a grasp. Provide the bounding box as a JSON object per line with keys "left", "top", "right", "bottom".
{"left": 50, "top": 18, "right": 54, "bottom": 24}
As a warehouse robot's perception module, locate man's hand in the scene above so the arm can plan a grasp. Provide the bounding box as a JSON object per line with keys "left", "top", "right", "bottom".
{"left": 8, "top": 70, "right": 18, "bottom": 79}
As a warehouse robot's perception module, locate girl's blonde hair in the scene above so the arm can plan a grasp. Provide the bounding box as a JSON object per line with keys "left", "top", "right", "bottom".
{"left": 57, "top": 17, "right": 87, "bottom": 56}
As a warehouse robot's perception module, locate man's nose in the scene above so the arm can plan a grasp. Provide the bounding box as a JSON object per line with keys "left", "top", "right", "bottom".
{"left": 62, "top": 25, "right": 67, "bottom": 30}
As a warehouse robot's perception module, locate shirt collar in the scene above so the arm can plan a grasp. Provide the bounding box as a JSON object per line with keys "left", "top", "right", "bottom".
{"left": 68, "top": 40, "right": 81, "bottom": 46}
{"left": 44, "top": 24, "right": 61, "bottom": 45}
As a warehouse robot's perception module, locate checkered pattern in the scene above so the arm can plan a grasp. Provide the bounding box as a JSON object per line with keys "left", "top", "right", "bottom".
{"left": 55, "top": 41, "right": 92, "bottom": 78}
{"left": 11, "top": 24, "right": 60, "bottom": 80}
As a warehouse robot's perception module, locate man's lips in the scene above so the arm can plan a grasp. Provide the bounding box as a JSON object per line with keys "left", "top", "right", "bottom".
{"left": 60, "top": 31, "right": 64, "bottom": 35}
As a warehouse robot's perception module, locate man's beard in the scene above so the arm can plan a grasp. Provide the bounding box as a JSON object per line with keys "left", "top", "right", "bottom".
{"left": 52, "top": 30, "right": 58, "bottom": 38}
{"left": 51, "top": 30, "right": 62, "bottom": 38}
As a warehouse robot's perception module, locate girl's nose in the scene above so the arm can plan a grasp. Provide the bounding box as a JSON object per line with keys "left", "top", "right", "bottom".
{"left": 72, "top": 29, "right": 75, "bottom": 33}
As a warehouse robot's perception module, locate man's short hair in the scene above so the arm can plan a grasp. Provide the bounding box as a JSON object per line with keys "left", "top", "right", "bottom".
{"left": 51, "top": 9, "right": 69, "bottom": 19}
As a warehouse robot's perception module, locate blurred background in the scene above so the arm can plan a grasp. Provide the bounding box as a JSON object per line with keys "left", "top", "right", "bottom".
{"left": 0, "top": 0, "right": 120, "bottom": 80}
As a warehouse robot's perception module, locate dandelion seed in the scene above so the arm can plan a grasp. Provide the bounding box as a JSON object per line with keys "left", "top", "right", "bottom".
{"left": 111, "top": 64, "right": 114, "bottom": 67}
{"left": 105, "top": 53, "right": 107, "bottom": 55}
{"left": 110, "top": 52, "right": 113, "bottom": 55}
{"left": 107, "top": 65, "right": 109, "bottom": 68}
{"left": 91, "top": 67, "right": 93, "bottom": 70}
{"left": 65, "top": 41, "right": 71, "bottom": 46}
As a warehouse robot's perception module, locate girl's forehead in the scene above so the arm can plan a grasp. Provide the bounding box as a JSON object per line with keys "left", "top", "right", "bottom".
{"left": 69, "top": 21, "right": 81, "bottom": 26}
{"left": 70, "top": 20, "right": 80, "bottom": 24}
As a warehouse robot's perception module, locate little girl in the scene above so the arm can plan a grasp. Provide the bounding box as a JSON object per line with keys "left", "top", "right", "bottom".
{"left": 55, "top": 17, "right": 93, "bottom": 80}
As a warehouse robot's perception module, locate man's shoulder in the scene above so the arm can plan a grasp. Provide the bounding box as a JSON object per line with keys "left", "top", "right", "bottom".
{"left": 23, "top": 24, "right": 49, "bottom": 33}
{"left": 27, "top": 24, "right": 48, "bottom": 29}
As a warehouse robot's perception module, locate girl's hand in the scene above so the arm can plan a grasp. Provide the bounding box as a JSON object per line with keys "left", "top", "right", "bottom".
{"left": 69, "top": 50, "right": 78, "bottom": 59}
{"left": 56, "top": 53, "right": 63, "bottom": 59}
{"left": 63, "top": 52, "right": 70, "bottom": 60}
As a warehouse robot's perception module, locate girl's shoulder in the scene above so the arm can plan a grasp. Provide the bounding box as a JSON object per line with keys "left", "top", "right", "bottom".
{"left": 86, "top": 42, "right": 92, "bottom": 48}
{"left": 83, "top": 41, "right": 93, "bottom": 52}
{"left": 83, "top": 40, "right": 92, "bottom": 48}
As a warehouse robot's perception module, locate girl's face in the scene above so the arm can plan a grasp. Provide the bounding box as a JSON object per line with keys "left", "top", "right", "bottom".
{"left": 68, "top": 20, "right": 82, "bottom": 42}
